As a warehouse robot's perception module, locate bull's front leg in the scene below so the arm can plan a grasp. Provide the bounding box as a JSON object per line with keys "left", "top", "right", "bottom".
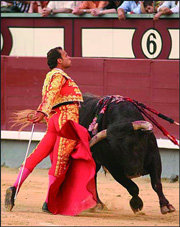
{"left": 148, "top": 137, "right": 176, "bottom": 214}
{"left": 107, "top": 166, "right": 143, "bottom": 213}
{"left": 90, "top": 163, "right": 107, "bottom": 212}
{"left": 94, "top": 171, "right": 108, "bottom": 211}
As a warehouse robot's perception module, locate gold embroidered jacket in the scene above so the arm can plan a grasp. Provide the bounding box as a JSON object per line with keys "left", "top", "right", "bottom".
{"left": 37, "top": 68, "right": 83, "bottom": 116}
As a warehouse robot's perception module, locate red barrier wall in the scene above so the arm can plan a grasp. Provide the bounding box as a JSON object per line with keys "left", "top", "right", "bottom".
{"left": 1, "top": 56, "right": 179, "bottom": 140}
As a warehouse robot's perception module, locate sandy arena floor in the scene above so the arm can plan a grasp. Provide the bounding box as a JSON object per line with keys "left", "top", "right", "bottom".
{"left": 1, "top": 167, "right": 179, "bottom": 226}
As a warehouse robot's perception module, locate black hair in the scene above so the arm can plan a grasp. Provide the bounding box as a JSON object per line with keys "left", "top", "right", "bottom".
{"left": 143, "top": 1, "right": 153, "bottom": 8}
{"left": 47, "top": 46, "right": 62, "bottom": 69}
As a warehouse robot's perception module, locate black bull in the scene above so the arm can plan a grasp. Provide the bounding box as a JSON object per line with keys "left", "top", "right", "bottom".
{"left": 79, "top": 94, "right": 175, "bottom": 214}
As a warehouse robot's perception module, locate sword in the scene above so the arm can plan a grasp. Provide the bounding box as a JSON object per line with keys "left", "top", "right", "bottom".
{"left": 14, "top": 123, "right": 35, "bottom": 201}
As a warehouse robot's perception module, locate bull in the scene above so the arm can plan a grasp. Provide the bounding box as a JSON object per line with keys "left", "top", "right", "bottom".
{"left": 79, "top": 93, "right": 176, "bottom": 214}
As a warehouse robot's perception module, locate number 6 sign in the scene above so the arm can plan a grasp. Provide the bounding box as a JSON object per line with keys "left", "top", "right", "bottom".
{"left": 141, "top": 29, "right": 163, "bottom": 59}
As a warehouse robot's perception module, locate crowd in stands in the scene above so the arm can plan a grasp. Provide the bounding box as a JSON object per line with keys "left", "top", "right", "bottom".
{"left": 1, "top": 1, "right": 179, "bottom": 19}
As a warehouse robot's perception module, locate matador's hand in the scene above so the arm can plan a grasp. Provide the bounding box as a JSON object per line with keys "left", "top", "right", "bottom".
{"left": 31, "top": 111, "right": 45, "bottom": 123}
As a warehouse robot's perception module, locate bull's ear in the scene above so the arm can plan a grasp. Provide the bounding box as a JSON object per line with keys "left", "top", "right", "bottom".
{"left": 107, "top": 122, "right": 134, "bottom": 139}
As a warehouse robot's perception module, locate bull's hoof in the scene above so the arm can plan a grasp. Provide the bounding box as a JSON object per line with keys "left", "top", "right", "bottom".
{"left": 130, "top": 196, "right": 143, "bottom": 213}
{"left": 95, "top": 202, "right": 108, "bottom": 211}
{"left": 89, "top": 202, "right": 108, "bottom": 212}
{"left": 161, "top": 204, "right": 176, "bottom": 214}
{"left": 160, "top": 205, "right": 170, "bottom": 214}
{"left": 167, "top": 204, "right": 176, "bottom": 212}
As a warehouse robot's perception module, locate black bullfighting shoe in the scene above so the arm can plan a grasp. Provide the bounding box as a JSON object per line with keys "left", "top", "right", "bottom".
{"left": 42, "top": 202, "right": 51, "bottom": 213}
{"left": 5, "top": 186, "right": 16, "bottom": 211}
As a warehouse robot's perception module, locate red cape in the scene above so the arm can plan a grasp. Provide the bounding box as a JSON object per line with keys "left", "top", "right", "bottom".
{"left": 48, "top": 120, "right": 97, "bottom": 215}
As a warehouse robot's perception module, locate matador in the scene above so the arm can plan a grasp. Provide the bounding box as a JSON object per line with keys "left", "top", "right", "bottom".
{"left": 5, "top": 47, "right": 97, "bottom": 215}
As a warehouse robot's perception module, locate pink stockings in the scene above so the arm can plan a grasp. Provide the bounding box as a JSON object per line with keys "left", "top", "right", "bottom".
{"left": 13, "top": 166, "right": 56, "bottom": 202}
{"left": 13, "top": 166, "right": 31, "bottom": 192}
{"left": 45, "top": 175, "right": 56, "bottom": 203}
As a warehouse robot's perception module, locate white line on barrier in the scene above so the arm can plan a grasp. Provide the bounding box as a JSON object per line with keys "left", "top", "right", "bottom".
{"left": 1, "top": 130, "right": 179, "bottom": 149}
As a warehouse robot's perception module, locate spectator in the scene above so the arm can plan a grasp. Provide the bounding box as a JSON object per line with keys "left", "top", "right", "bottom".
{"left": 72, "top": 1, "right": 108, "bottom": 15}
{"left": 1, "top": 1, "right": 12, "bottom": 7}
{"left": 1, "top": 1, "right": 30, "bottom": 13}
{"left": 1, "top": 1, "right": 13, "bottom": 12}
{"left": 91, "top": 0, "right": 124, "bottom": 16}
{"left": 117, "top": 1, "right": 141, "bottom": 20}
{"left": 154, "top": 1, "right": 179, "bottom": 20}
{"left": 28, "top": 1, "right": 49, "bottom": 14}
{"left": 41, "top": 1, "right": 79, "bottom": 17}
{"left": 154, "top": 1, "right": 164, "bottom": 11}
{"left": 140, "top": 1, "right": 163, "bottom": 14}
{"left": 12, "top": 1, "right": 31, "bottom": 13}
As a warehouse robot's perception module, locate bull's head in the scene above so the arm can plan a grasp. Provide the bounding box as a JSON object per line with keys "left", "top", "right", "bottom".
{"left": 89, "top": 121, "right": 153, "bottom": 147}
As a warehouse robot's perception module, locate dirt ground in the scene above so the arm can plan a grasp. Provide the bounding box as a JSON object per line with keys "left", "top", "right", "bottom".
{"left": 1, "top": 167, "right": 179, "bottom": 226}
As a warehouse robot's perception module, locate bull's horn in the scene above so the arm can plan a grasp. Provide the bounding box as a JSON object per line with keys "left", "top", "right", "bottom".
{"left": 89, "top": 129, "right": 107, "bottom": 147}
{"left": 132, "top": 120, "right": 153, "bottom": 131}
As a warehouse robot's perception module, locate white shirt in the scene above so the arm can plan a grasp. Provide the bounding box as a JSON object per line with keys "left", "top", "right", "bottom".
{"left": 171, "top": 2, "right": 179, "bottom": 13}
{"left": 47, "top": 1, "right": 77, "bottom": 10}
{"left": 157, "top": 1, "right": 179, "bottom": 13}
{"left": 1, "top": 1, "right": 8, "bottom": 7}
{"left": 118, "top": 1, "right": 141, "bottom": 14}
